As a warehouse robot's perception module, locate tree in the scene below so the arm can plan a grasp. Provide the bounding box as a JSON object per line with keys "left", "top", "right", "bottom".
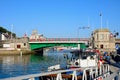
{"left": 0, "top": 26, "right": 16, "bottom": 37}
{"left": 0, "top": 26, "right": 7, "bottom": 33}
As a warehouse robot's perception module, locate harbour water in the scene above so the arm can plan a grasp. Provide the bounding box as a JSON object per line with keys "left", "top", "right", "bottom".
{"left": 0, "top": 50, "right": 72, "bottom": 79}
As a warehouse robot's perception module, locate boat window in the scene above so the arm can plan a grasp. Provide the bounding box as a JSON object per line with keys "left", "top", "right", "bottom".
{"left": 82, "top": 52, "right": 87, "bottom": 59}
{"left": 70, "top": 50, "right": 96, "bottom": 60}
{"left": 90, "top": 56, "right": 94, "bottom": 59}
{"left": 82, "top": 55, "right": 87, "bottom": 59}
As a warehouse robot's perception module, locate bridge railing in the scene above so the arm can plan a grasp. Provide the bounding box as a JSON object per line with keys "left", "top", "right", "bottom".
{"left": 29, "top": 38, "right": 89, "bottom": 42}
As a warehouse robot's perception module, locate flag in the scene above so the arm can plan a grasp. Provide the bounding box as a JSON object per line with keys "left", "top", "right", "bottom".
{"left": 24, "top": 33, "right": 27, "bottom": 38}
{"left": 115, "top": 44, "right": 119, "bottom": 50}
{"left": 100, "top": 13, "right": 102, "bottom": 16}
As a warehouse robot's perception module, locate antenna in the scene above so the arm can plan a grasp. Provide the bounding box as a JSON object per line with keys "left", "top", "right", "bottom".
{"left": 88, "top": 18, "right": 90, "bottom": 28}
{"left": 10, "top": 24, "right": 13, "bottom": 40}
{"left": 106, "top": 20, "right": 109, "bottom": 29}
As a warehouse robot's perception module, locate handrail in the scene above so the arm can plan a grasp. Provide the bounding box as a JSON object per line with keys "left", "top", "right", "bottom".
{"left": 1, "top": 64, "right": 119, "bottom": 80}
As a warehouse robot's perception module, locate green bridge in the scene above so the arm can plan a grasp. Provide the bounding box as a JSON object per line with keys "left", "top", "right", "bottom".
{"left": 29, "top": 42, "right": 87, "bottom": 50}
{"left": 29, "top": 38, "right": 89, "bottom": 50}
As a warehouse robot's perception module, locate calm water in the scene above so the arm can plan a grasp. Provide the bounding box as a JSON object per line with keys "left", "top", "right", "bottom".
{"left": 0, "top": 50, "right": 72, "bottom": 79}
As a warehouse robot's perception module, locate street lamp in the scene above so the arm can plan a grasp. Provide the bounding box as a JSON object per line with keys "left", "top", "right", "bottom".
{"left": 77, "top": 26, "right": 90, "bottom": 49}
{"left": 78, "top": 26, "right": 90, "bottom": 38}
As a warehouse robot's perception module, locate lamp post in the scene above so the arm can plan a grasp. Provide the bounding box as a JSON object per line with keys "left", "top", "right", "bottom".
{"left": 77, "top": 26, "right": 90, "bottom": 49}
{"left": 78, "top": 26, "right": 90, "bottom": 38}
{"left": 77, "top": 27, "right": 80, "bottom": 40}
{"left": 10, "top": 24, "right": 13, "bottom": 40}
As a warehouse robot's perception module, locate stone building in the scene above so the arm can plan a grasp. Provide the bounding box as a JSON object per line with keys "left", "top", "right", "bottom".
{"left": 90, "top": 28, "right": 115, "bottom": 52}
{"left": 10, "top": 37, "right": 30, "bottom": 50}
{"left": 0, "top": 37, "right": 29, "bottom": 50}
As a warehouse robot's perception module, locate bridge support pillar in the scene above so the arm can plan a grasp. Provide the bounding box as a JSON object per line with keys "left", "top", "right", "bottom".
{"left": 78, "top": 44, "right": 80, "bottom": 49}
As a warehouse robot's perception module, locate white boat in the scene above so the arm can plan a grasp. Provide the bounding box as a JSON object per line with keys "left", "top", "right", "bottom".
{"left": 67, "top": 49, "right": 98, "bottom": 68}
{"left": 46, "top": 49, "right": 120, "bottom": 80}
{"left": 48, "top": 64, "right": 61, "bottom": 71}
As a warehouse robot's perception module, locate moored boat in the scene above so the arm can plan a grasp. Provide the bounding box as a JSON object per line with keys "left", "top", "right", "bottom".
{"left": 67, "top": 49, "right": 99, "bottom": 68}
{"left": 45, "top": 49, "right": 120, "bottom": 80}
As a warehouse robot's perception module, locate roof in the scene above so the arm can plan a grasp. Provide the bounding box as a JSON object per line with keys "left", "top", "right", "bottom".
{"left": 94, "top": 28, "right": 110, "bottom": 33}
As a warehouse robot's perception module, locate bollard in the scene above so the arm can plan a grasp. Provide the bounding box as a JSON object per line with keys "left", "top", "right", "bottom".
{"left": 20, "top": 51, "right": 22, "bottom": 56}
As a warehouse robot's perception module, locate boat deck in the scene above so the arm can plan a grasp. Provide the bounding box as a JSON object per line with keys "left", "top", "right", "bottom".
{"left": 40, "top": 74, "right": 82, "bottom": 80}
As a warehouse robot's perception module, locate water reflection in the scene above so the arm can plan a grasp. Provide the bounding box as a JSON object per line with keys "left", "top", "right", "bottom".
{"left": 0, "top": 55, "right": 30, "bottom": 65}
{"left": 0, "top": 55, "right": 30, "bottom": 78}
{"left": 0, "top": 51, "right": 71, "bottom": 79}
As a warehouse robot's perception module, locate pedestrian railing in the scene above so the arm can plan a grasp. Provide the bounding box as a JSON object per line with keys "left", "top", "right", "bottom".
{"left": 2, "top": 64, "right": 120, "bottom": 80}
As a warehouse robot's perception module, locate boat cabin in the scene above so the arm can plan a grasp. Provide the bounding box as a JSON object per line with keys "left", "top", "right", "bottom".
{"left": 68, "top": 49, "right": 98, "bottom": 68}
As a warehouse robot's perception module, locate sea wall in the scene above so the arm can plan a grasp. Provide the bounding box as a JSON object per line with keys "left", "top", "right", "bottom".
{"left": 0, "top": 49, "right": 36, "bottom": 55}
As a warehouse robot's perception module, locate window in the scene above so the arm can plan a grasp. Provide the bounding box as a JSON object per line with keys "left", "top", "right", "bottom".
{"left": 24, "top": 43, "right": 26, "bottom": 46}
{"left": 97, "top": 34, "right": 99, "bottom": 40}
{"left": 100, "top": 34, "right": 104, "bottom": 40}
{"left": 105, "top": 45, "right": 107, "bottom": 48}
{"left": 100, "top": 44, "right": 104, "bottom": 49}
{"left": 17, "top": 44, "right": 21, "bottom": 48}
{"left": 97, "top": 45, "right": 98, "bottom": 47}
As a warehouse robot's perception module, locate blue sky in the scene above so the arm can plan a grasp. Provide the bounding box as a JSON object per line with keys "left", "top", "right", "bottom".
{"left": 0, "top": 0, "right": 120, "bottom": 38}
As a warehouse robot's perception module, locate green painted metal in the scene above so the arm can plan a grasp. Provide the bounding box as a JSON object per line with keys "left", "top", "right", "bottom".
{"left": 29, "top": 43, "right": 87, "bottom": 50}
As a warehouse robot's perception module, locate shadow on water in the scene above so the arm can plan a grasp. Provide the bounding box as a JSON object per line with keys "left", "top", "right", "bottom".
{"left": 30, "top": 54, "right": 45, "bottom": 62}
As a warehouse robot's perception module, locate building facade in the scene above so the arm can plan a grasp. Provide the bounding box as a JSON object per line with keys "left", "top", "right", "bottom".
{"left": 90, "top": 28, "right": 115, "bottom": 52}
{"left": 29, "top": 30, "right": 45, "bottom": 41}
{"left": 0, "top": 33, "right": 8, "bottom": 40}
{"left": 0, "top": 37, "right": 29, "bottom": 50}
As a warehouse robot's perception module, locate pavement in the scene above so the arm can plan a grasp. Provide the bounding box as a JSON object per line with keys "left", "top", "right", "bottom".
{"left": 107, "top": 59, "right": 120, "bottom": 73}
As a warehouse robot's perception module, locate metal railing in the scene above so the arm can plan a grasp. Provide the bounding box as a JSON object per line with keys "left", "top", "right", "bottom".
{"left": 2, "top": 64, "right": 119, "bottom": 80}
{"left": 29, "top": 38, "right": 89, "bottom": 42}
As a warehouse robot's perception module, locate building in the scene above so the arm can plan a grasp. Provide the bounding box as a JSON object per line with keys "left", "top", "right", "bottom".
{"left": 0, "top": 32, "right": 1, "bottom": 40}
{"left": 0, "top": 36, "right": 30, "bottom": 51}
{"left": 0, "top": 32, "right": 10, "bottom": 48}
{"left": 0, "top": 32, "right": 10, "bottom": 40}
{"left": 90, "top": 28, "right": 115, "bottom": 52}
{"left": 10, "top": 37, "right": 30, "bottom": 50}
{"left": 30, "top": 30, "right": 46, "bottom": 41}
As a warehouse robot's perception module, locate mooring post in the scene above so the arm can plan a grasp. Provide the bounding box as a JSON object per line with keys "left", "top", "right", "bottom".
{"left": 78, "top": 44, "right": 80, "bottom": 49}
{"left": 20, "top": 51, "right": 22, "bottom": 56}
